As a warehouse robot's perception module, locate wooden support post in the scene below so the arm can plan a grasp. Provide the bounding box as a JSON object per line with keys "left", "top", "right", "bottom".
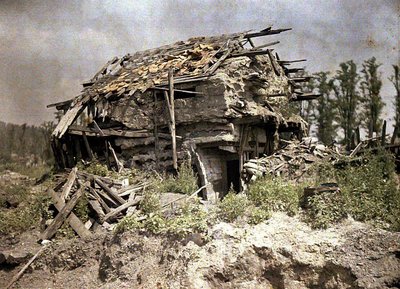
{"left": 153, "top": 91, "right": 160, "bottom": 168}
{"left": 168, "top": 69, "right": 178, "bottom": 170}
{"left": 40, "top": 184, "right": 86, "bottom": 240}
{"left": 381, "top": 120, "right": 387, "bottom": 146}
{"left": 82, "top": 132, "right": 94, "bottom": 160}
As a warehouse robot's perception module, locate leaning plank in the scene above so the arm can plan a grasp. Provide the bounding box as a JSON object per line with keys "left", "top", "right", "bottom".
{"left": 107, "top": 141, "right": 124, "bottom": 173}
{"left": 5, "top": 245, "right": 47, "bottom": 289}
{"left": 49, "top": 189, "right": 91, "bottom": 239}
{"left": 267, "top": 49, "right": 281, "bottom": 76}
{"left": 168, "top": 69, "right": 178, "bottom": 170}
{"left": 82, "top": 132, "right": 94, "bottom": 160}
{"left": 61, "top": 167, "right": 77, "bottom": 200}
{"left": 89, "top": 200, "right": 105, "bottom": 220}
{"left": 102, "top": 197, "right": 143, "bottom": 222}
{"left": 94, "top": 177, "right": 126, "bottom": 206}
{"left": 40, "top": 185, "right": 86, "bottom": 241}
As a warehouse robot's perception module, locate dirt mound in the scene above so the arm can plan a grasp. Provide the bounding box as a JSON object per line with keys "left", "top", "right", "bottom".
{"left": 1, "top": 212, "right": 399, "bottom": 289}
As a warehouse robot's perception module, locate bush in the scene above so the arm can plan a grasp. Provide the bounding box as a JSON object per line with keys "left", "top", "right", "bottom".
{"left": 248, "top": 206, "right": 271, "bottom": 225}
{"left": 309, "top": 149, "right": 400, "bottom": 230}
{"left": 218, "top": 192, "right": 249, "bottom": 222}
{"left": 0, "top": 184, "right": 52, "bottom": 235}
{"left": 247, "top": 176, "right": 300, "bottom": 216}
{"left": 303, "top": 191, "right": 347, "bottom": 229}
{"left": 161, "top": 162, "right": 198, "bottom": 195}
{"left": 167, "top": 201, "right": 208, "bottom": 237}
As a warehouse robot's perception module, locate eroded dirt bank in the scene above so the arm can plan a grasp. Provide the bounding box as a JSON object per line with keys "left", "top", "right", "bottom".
{"left": 1, "top": 212, "right": 399, "bottom": 289}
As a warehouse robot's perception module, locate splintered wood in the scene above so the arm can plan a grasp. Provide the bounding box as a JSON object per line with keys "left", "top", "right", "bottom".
{"left": 40, "top": 167, "right": 144, "bottom": 241}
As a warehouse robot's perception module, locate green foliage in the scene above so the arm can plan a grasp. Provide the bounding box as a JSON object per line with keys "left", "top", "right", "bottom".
{"left": 304, "top": 191, "right": 347, "bottom": 229}
{"left": 0, "top": 183, "right": 52, "bottom": 235}
{"left": 308, "top": 150, "right": 400, "bottom": 230}
{"left": 78, "top": 161, "right": 109, "bottom": 177}
{"left": 161, "top": 162, "right": 198, "bottom": 195}
{"left": 313, "top": 72, "right": 337, "bottom": 145}
{"left": 247, "top": 176, "right": 300, "bottom": 216}
{"left": 217, "top": 192, "right": 249, "bottom": 222}
{"left": 332, "top": 60, "right": 361, "bottom": 150}
{"left": 390, "top": 64, "right": 400, "bottom": 128}
{"left": 167, "top": 201, "right": 208, "bottom": 237}
{"left": 248, "top": 206, "right": 271, "bottom": 225}
{"left": 360, "top": 57, "right": 384, "bottom": 137}
{"left": 141, "top": 188, "right": 161, "bottom": 215}
{"left": 0, "top": 121, "right": 54, "bottom": 165}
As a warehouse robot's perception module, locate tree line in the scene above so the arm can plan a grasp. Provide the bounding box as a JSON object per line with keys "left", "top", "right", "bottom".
{"left": 297, "top": 58, "right": 400, "bottom": 149}
{"left": 0, "top": 121, "right": 54, "bottom": 165}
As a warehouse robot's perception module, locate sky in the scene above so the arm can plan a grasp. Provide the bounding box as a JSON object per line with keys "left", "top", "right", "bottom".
{"left": 0, "top": 0, "right": 399, "bottom": 128}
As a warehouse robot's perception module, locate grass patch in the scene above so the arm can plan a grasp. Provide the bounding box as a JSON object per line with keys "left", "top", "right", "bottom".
{"left": 217, "top": 191, "right": 249, "bottom": 222}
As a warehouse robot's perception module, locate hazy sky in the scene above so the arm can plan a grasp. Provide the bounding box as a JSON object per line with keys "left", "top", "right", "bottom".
{"left": 0, "top": 0, "right": 399, "bottom": 126}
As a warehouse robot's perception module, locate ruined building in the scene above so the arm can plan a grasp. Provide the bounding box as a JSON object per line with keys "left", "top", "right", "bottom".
{"left": 48, "top": 27, "right": 318, "bottom": 199}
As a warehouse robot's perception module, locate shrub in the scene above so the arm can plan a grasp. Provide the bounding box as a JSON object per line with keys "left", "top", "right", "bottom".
{"left": 115, "top": 213, "right": 144, "bottom": 233}
{"left": 218, "top": 192, "right": 249, "bottom": 222}
{"left": 161, "top": 162, "right": 198, "bottom": 195}
{"left": 247, "top": 176, "right": 300, "bottom": 216}
{"left": 248, "top": 207, "right": 271, "bottom": 225}
{"left": 303, "top": 191, "right": 347, "bottom": 229}
{"left": 0, "top": 184, "right": 52, "bottom": 235}
{"left": 167, "top": 201, "right": 208, "bottom": 237}
{"left": 310, "top": 149, "right": 400, "bottom": 230}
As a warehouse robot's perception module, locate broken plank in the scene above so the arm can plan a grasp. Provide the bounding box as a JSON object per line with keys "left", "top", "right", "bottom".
{"left": 82, "top": 132, "right": 94, "bottom": 160}
{"left": 267, "top": 49, "right": 281, "bottom": 76}
{"left": 245, "top": 28, "right": 291, "bottom": 38}
{"left": 40, "top": 184, "right": 86, "bottom": 241}
{"left": 102, "top": 197, "right": 143, "bottom": 222}
{"left": 61, "top": 167, "right": 77, "bottom": 200}
{"left": 89, "top": 200, "right": 105, "bottom": 219}
{"left": 94, "top": 177, "right": 126, "bottom": 206}
{"left": 49, "top": 189, "right": 91, "bottom": 239}
{"left": 168, "top": 69, "right": 178, "bottom": 170}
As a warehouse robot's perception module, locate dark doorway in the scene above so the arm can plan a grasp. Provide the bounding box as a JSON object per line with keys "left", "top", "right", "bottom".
{"left": 226, "top": 159, "right": 240, "bottom": 193}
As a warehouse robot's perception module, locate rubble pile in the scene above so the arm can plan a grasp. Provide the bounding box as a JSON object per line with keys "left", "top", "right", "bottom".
{"left": 41, "top": 168, "right": 150, "bottom": 241}
{"left": 243, "top": 137, "right": 340, "bottom": 182}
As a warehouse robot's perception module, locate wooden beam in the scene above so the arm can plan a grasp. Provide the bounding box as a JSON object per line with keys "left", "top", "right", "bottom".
{"left": 285, "top": 67, "right": 305, "bottom": 74}
{"left": 168, "top": 69, "right": 178, "bottom": 170}
{"left": 94, "top": 177, "right": 125, "bottom": 206}
{"left": 245, "top": 28, "right": 292, "bottom": 38}
{"left": 61, "top": 167, "right": 77, "bottom": 200}
{"left": 291, "top": 93, "right": 321, "bottom": 101}
{"left": 82, "top": 131, "right": 94, "bottom": 160}
{"left": 252, "top": 41, "right": 280, "bottom": 50}
{"left": 230, "top": 49, "right": 271, "bottom": 58}
{"left": 289, "top": 76, "right": 312, "bottom": 82}
{"left": 267, "top": 49, "right": 281, "bottom": 76}
{"left": 278, "top": 59, "right": 307, "bottom": 64}
{"left": 149, "top": 87, "right": 204, "bottom": 95}
{"left": 40, "top": 184, "right": 86, "bottom": 240}
{"left": 49, "top": 188, "right": 91, "bottom": 239}
{"left": 102, "top": 197, "right": 143, "bottom": 222}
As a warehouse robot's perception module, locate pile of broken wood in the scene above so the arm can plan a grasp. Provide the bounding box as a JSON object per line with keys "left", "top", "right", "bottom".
{"left": 243, "top": 138, "right": 339, "bottom": 182}
{"left": 40, "top": 167, "right": 147, "bottom": 241}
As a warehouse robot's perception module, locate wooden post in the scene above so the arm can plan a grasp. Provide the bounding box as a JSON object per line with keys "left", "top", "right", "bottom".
{"left": 381, "top": 120, "right": 387, "bottom": 146}
{"left": 153, "top": 91, "right": 160, "bottom": 168}
{"left": 168, "top": 69, "right": 178, "bottom": 170}
{"left": 82, "top": 131, "right": 94, "bottom": 160}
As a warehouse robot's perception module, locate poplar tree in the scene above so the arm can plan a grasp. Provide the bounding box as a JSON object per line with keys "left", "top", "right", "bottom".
{"left": 360, "top": 57, "right": 384, "bottom": 138}
{"left": 389, "top": 64, "right": 400, "bottom": 127}
{"left": 332, "top": 60, "right": 361, "bottom": 150}
{"left": 313, "top": 72, "right": 337, "bottom": 145}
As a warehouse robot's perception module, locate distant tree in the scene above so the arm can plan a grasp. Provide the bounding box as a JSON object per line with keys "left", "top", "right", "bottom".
{"left": 389, "top": 64, "right": 400, "bottom": 128}
{"left": 360, "top": 57, "right": 384, "bottom": 138}
{"left": 332, "top": 60, "right": 361, "bottom": 150}
{"left": 313, "top": 72, "right": 337, "bottom": 145}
